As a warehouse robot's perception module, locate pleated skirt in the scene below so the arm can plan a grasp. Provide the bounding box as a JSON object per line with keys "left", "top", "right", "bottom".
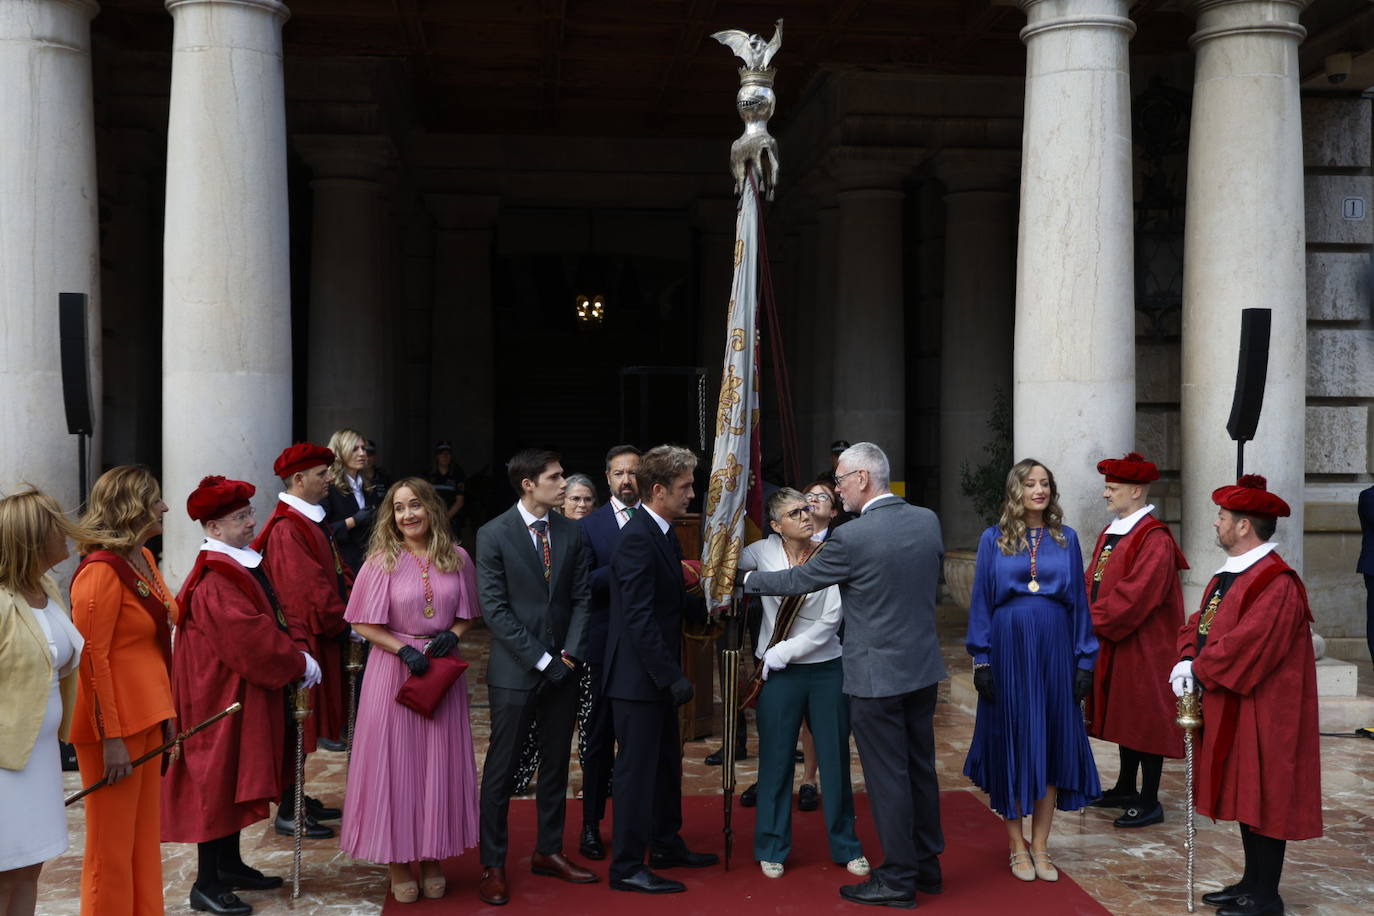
{"left": 340, "top": 635, "right": 480, "bottom": 863}
{"left": 963, "top": 596, "right": 1101, "bottom": 819}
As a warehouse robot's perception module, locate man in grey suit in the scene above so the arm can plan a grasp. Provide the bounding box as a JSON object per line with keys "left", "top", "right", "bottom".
{"left": 743, "top": 442, "right": 946, "bottom": 909}
{"left": 476, "top": 449, "right": 597, "bottom": 905}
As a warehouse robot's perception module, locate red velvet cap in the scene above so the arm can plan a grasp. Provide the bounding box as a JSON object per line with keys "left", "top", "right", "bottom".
{"left": 1211, "top": 474, "right": 1290, "bottom": 518}
{"left": 187, "top": 476, "right": 256, "bottom": 522}
{"left": 1096, "top": 451, "right": 1160, "bottom": 485}
{"left": 273, "top": 442, "right": 334, "bottom": 479}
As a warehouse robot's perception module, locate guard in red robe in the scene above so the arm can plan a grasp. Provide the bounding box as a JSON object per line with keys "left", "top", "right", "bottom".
{"left": 1171, "top": 475, "right": 1321, "bottom": 916}
{"left": 1084, "top": 452, "right": 1188, "bottom": 829}
{"left": 253, "top": 443, "right": 354, "bottom": 839}
{"left": 163, "top": 476, "right": 321, "bottom": 916}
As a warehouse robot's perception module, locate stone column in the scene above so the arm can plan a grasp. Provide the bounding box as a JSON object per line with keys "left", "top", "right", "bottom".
{"left": 831, "top": 154, "right": 912, "bottom": 489}
{"left": 427, "top": 194, "right": 499, "bottom": 478}
{"left": 295, "top": 135, "right": 393, "bottom": 446}
{"left": 0, "top": 0, "right": 101, "bottom": 521}
{"left": 1180, "top": 0, "right": 1311, "bottom": 605}
{"left": 1013, "top": 0, "right": 1137, "bottom": 534}
{"left": 162, "top": 0, "right": 292, "bottom": 584}
{"left": 933, "top": 150, "right": 1020, "bottom": 549}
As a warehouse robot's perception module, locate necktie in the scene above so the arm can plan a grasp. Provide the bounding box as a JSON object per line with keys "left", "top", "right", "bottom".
{"left": 623, "top": 505, "right": 637, "bottom": 520}
{"left": 529, "top": 519, "right": 551, "bottom": 582}
{"left": 666, "top": 525, "right": 683, "bottom": 563}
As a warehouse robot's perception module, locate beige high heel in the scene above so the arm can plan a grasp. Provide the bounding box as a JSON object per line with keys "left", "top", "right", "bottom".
{"left": 391, "top": 879, "right": 419, "bottom": 903}
{"left": 1030, "top": 850, "right": 1059, "bottom": 882}
{"left": 420, "top": 861, "right": 447, "bottom": 899}
{"left": 1009, "top": 851, "right": 1035, "bottom": 881}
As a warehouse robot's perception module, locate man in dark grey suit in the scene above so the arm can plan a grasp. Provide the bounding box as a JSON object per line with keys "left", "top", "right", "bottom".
{"left": 476, "top": 449, "right": 596, "bottom": 906}
{"left": 743, "top": 442, "right": 946, "bottom": 909}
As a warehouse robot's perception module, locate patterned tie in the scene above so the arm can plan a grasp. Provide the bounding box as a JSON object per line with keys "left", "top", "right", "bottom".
{"left": 529, "top": 519, "right": 551, "bottom": 582}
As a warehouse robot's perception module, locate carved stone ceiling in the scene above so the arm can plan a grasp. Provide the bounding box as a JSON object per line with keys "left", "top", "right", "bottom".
{"left": 96, "top": 1, "right": 1196, "bottom": 138}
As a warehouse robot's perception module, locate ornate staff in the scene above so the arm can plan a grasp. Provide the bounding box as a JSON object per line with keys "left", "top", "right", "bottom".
{"left": 65, "top": 702, "right": 242, "bottom": 806}
{"left": 719, "top": 604, "right": 742, "bottom": 871}
{"left": 1176, "top": 689, "right": 1203, "bottom": 913}
{"left": 346, "top": 639, "right": 365, "bottom": 758}
{"left": 292, "top": 684, "right": 313, "bottom": 899}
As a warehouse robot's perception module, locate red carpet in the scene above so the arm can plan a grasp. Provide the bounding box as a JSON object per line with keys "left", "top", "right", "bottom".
{"left": 382, "top": 790, "right": 1111, "bottom": 914}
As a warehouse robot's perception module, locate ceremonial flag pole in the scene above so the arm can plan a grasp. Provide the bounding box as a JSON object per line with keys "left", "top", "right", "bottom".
{"left": 702, "top": 18, "right": 783, "bottom": 872}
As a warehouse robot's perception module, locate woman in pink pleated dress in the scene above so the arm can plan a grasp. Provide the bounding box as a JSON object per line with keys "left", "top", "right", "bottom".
{"left": 342, "top": 477, "right": 481, "bottom": 904}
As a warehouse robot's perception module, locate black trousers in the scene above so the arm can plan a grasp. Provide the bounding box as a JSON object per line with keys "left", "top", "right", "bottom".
{"left": 609, "top": 696, "right": 685, "bottom": 881}
{"left": 580, "top": 663, "right": 615, "bottom": 827}
{"left": 849, "top": 684, "right": 944, "bottom": 893}
{"left": 1364, "top": 574, "right": 1373, "bottom": 664}
{"left": 479, "top": 679, "right": 579, "bottom": 867}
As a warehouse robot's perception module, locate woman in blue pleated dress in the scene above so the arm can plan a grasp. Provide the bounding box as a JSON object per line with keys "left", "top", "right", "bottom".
{"left": 963, "top": 458, "right": 1100, "bottom": 883}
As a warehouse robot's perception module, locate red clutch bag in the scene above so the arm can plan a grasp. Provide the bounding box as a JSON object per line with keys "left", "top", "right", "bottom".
{"left": 395, "top": 655, "right": 469, "bottom": 719}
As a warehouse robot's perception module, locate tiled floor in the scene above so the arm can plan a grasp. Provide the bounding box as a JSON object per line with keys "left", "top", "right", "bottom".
{"left": 36, "top": 615, "right": 1374, "bottom": 915}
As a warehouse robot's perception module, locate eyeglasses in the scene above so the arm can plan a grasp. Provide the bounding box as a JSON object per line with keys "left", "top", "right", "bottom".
{"left": 833, "top": 469, "right": 863, "bottom": 487}
{"left": 224, "top": 507, "right": 255, "bottom": 524}
{"left": 783, "top": 505, "right": 814, "bottom": 521}
{"left": 804, "top": 492, "right": 832, "bottom": 504}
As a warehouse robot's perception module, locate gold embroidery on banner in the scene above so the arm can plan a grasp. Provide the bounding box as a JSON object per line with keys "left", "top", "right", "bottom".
{"left": 734, "top": 239, "right": 744, "bottom": 267}
{"left": 716, "top": 365, "right": 745, "bottom": 435}
{"left": 730, "top": 328, "right": 745, "bottom": 351}
{"left": 1092, "top": 545, "right": 1113, "bottom": 582}
{"left": 701, "top": 507, "right": 745, "bottom": 603}
{"left": 706, "top": 453, "right": 744, "bottom": 516}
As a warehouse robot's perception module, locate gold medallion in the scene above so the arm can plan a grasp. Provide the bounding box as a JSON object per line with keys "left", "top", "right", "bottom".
{"left": 423, "top": 605, "right": 435, "bottom": 618}
{"left": 1028, "top": 579, "right": 1041, "bottom": 593}
{"left": 135, "top": 580, "right": 151, "bottom": 598}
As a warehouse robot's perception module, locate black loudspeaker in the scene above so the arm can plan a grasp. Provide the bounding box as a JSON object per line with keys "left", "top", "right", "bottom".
{"left": 1226, "top": 307, "right": 1271, "bottom": 443}
{"left": 59, "top": 292, "right": 93, "bottom": 436}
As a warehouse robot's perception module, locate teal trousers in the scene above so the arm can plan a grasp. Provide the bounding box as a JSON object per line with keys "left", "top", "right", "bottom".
{"left": 753, "top": 656, "right": 863, "bottom": 864}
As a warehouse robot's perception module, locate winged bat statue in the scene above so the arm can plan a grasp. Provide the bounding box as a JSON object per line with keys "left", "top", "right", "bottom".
{"left": 711, "top": 19, "right": 782, "bottom": 199}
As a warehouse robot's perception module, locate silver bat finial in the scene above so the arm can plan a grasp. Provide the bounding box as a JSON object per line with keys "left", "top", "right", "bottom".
{"left": 711, "top": 19, "right": 783, "bottom": 200}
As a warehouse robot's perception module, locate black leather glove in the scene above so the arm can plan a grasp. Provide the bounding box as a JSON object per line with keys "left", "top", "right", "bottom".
{"left": 973, "top": 666, "right": 995, "bottom": 703}
{"left": 669, "top": 675, "right": 694, "bottom": 707}
{"left": 543, "top": 658, "right": 573, "bottom": 687}
{"left": 1074, "top": 668, "right": 1093, "bottom": 703}
{"left": 352, "top": 505, "right": 375, "bottom": 528}
{"left": 397, "top": 645, "right": 430, "bottom": 676}
{"left": 426, "top": 630, "right": 459, "bottom": 658}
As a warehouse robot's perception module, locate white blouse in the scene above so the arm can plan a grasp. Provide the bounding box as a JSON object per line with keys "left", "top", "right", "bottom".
{"left": 740, "top": 536, "right": 843, "bottom": 666}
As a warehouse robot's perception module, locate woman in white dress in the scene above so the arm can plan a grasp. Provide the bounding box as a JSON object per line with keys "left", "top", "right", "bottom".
{"left": 0, "top": 488, "right": 87, "bottom": 916}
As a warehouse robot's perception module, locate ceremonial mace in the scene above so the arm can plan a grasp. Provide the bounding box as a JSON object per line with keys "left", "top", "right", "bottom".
{"left": 1176, "top": 690, "right": 1203, "bottom": 913}
{"left": 346, "top": 639, "right": 365, "bottom": 759}
{"left": 292, "top": 684, "right": 313, "bottom": 899}
{"left": 64, "top": 702, "right": 242, "bottom": 806}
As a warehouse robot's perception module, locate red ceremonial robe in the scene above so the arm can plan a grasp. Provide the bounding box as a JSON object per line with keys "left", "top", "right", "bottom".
{"left": 1176, "top": 551, "right": 1322, "bottom": 841}
{"left": 254, "top": 501, "right": 352, "bottom": 750}
{"left": 1085, "top": 515, "right": 1188, "bottom": 757}
{"left": 161, "top": 551, "right": 305, "bottom": 843}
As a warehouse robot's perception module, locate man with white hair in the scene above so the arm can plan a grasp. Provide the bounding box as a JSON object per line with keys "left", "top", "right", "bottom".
{"left": 743, "top": 442, "right": 946, "bottom": 909}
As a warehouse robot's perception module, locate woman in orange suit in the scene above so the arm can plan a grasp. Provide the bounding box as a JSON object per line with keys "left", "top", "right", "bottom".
{"left": 70, "top": 466, "right": 177, "bottom": 916}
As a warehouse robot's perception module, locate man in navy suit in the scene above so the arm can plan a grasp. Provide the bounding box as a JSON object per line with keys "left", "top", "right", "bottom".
{"left": 1358, "top": 485, "right": 1374, "bottom": 663}
{"left": 576, "top": 444, "right": 641, "bottom": 860}
{"left": 475, "top": 449, "right": 596, "bottom": 906}
{"left": 605, "top": 445, "right": 718, "bottom": 893}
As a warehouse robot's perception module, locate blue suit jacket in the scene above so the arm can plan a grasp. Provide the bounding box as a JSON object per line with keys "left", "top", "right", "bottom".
{"left": 1358, "top": 486, "right": 1374, "bottom": 575}
{"left": 580, "top": 501, "right": 628, "bottom": 667}
{"left": 603, "top": 507, "right": 685, "bottom": 702}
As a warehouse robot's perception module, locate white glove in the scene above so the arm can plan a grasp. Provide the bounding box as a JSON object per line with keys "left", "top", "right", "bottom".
{"left": 300, "top": 652, "right": 322, "bottom": 689}
{"left": 760, "top": 645, "right": 787, "bottom": 682}
{"left": 1169, "top": 659, "right": 1194, "bottom": 697}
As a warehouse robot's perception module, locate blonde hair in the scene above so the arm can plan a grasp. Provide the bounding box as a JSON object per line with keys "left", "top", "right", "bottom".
{"left": 0, "top": 488, "right": 86, "bottom": 594}
{"left": 367, "top": 478, "right": 464, "bottom": 574}
{"left": 327, "top": 428, "right": 365, "bottom": 494}
{"left": 77, "top": 465, "right": 163, "bottom": 555}
{"left": 995, "top": 458, "right": 1067, "bottom": 555}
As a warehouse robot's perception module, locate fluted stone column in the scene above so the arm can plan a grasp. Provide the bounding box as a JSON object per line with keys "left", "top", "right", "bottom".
{"left": 831, "top": 155, "right": 912, "bottom": 489}
{"left": 0, "top": 0, "right": 101, "bottom": 519}
{"left": 1180, "top": 0, "right": 1311, "bottom": 605}
{"left": 934, "top": 150, "right": 1019, "bottom": 549}
{"left": 1013, "top": 0, "right": 1137, "bottom": 534}
{"left": 428, "top": 194, "right": 499, "bottom": 478}
{"left": 162, "top": 0, "right": 292, "bottom": 583}
{"left": 297, "top": 135, "right": 393, "bottom": 446}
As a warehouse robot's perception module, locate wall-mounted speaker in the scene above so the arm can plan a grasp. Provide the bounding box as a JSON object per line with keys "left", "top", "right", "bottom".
{"left": 59, "top": 292, "right": 93, "bottom": 436}
{"left": 1226, "top": 308, "right": 1271, "bottom": 444}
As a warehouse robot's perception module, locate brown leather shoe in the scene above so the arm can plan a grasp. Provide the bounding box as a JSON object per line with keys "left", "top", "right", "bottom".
{"left": 479, "top": 866, "right": 509, "bottom": 906}
{"left": 531, "top": 851, "right": 599, "bottom": 884}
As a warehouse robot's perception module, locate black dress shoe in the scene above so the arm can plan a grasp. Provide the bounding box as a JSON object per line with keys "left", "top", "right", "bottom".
{"left": 217, "top": 867, "right": 283, "bottom": 891}
{"left": 305, "top": 795, "right": 342, "bottom": 821}
{"left": 1089, "top": 788, "right": 1139, "bottom": 808}
{"left": 1114, "top": 801, "right": 1164, "bottom": 828}
{"left": 704, "top": 747, "right": 750, "bottom": 766}
{"left": 189, "top": 885, "right": 252, "bottom": 915}
{"left": 916, "top": 877, "right": 943, "bottom": 895}
{"left": 1201, "top": 884, "right": 1247, "bottom": 907}
{"left": 650, "top": 847, "right": 719, "bottom": 869}
{"left": 797, "top": 783, "right": 818, "bottom": 811}
{"left": 317, "top": 737, "right": 347, "bottom": 752}
{"left": 579, "top": 823, "right": 605, "bottom": 860}
{"left": 740, "top": 783, "right": 758, "bottom": 807}
{"left": 273, "top": 813, "right": 334, "bottom": 839}
{"left": 609, "top": 869, "right": 686, "bottom": 894}
{"left": 838, "top": 876, "right": 915, "bottom": 909}
{"left": 1216, "top": 894, "right": 1284, "bottom": 916}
